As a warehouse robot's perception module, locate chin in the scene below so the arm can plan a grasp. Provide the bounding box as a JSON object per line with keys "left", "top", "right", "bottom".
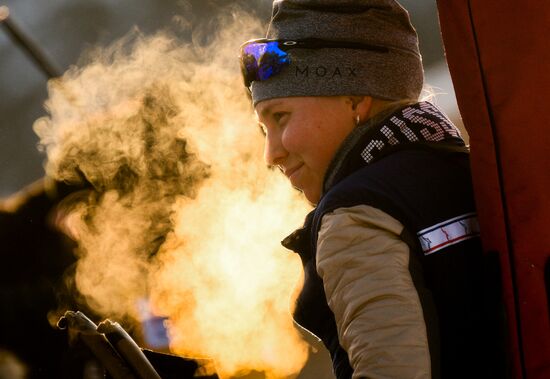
{"left": 302, "top": 189, "right": 321, "bottom": 205}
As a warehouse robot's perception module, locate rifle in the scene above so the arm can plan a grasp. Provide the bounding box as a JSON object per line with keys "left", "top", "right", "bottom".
{"left": 57, "top": 311, "right": 218, "bottom": 379}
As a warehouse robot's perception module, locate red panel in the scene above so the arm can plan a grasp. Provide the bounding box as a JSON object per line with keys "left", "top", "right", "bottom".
{"left": 436, "top": 1, "right": 550, "bottom": 378}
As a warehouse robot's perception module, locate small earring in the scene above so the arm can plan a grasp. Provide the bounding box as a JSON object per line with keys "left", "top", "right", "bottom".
{"left": 355, "top": 115, "right": 361, "bottom": 126}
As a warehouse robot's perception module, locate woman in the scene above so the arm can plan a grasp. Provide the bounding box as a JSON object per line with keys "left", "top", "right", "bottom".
{"left": 239, "top": 1, "right": 499, "bottom": 378}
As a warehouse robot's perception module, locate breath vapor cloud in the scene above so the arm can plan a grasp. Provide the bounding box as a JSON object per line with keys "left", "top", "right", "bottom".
{"left": 34, "top": 8, "right": 310, "bottom": 379}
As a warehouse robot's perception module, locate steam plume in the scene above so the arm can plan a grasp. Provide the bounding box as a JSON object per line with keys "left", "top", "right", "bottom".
{"left": 34, "top": 9, "right": 310, "bottom": 379}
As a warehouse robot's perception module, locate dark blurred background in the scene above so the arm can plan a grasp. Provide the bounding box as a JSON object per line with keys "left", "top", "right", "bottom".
{"left": 0, "top": 0, "right": 459, "bottom": 198}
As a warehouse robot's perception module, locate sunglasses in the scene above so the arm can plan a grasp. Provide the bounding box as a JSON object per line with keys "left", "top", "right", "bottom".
{"left": 239, "top": 38, "right": 389, "bottom": 88}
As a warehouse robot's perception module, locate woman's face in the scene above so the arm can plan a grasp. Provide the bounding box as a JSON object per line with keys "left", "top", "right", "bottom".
{"left": 255, "top": 96, "right": 357, "bottom": 204}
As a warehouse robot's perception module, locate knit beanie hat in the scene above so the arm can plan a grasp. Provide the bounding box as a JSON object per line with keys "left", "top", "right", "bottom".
{"left": 249, "top": 0, "right": 424, "bottom": 106}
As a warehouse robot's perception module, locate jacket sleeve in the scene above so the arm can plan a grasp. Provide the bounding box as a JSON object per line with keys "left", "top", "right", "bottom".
{"left": 316, "top": 205, "right": 431, "bottom": 379}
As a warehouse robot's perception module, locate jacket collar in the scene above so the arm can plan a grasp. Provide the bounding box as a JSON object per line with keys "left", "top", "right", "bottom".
{"left": 323, "top": 101, "right": 467, "bottom": 194}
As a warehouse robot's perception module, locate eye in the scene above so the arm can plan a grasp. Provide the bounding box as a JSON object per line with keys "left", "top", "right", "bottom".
{"left": 257, "top": 122, "right": 267, "bottom": 136}
{"left": 272, "top": 112, "right": 288, "bottom": 124}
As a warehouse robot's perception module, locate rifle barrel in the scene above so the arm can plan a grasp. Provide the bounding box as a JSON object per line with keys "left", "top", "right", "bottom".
{"left": 0, "top": 6, "right": 61, "bottom": 79}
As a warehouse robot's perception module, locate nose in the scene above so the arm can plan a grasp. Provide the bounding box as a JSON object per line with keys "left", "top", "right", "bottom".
{"left": 263, "top": 128, "right": 287, "bottom": 167}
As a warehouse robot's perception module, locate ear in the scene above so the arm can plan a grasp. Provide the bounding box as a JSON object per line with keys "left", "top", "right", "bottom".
{"left": 348, "top": 96, "right": 373, "bottom": 124}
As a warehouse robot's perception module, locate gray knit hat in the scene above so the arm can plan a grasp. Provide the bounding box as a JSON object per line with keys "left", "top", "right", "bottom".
{"left": 249, "top": 0, "right": 423, "bottom": 106}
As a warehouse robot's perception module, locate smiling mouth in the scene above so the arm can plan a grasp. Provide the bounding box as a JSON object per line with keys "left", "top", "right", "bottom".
{"left": 284, "top": 164, "right": 304, "bottom": 180}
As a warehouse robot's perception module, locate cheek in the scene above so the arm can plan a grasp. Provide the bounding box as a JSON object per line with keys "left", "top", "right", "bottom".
{"left": 279, "top": 110, "right": 354, "bottom": 170}
{"left": 313, "top": 140, "right": 339, "bottom": 172}
{"left": 284, "top": 129, "right": 331, "bottom": 170}
{"left": 280, "top": 122, "right": 307, "bottom": 154}
{"left": 312, "top": 121, "right": 354, "bottom": 165}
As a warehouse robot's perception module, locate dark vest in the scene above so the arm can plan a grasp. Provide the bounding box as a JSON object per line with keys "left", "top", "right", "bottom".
{"left": 282, "top": 103, "right": 502, "bottom": 379}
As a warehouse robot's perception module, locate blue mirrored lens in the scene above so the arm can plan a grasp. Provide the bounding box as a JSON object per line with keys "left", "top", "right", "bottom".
{"left": 242, "top": 41, "right": 290, "bottom": 84}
